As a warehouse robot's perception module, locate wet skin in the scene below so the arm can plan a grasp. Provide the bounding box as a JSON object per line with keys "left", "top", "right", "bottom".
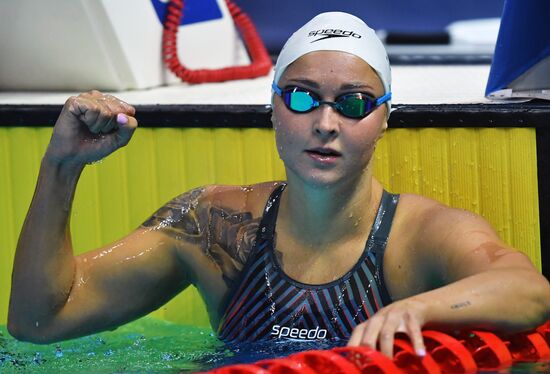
{"left": 8, "top": 54, "right": 550, "bottom": 359}
{"left": 272, "top": 51, "right": 388, "bottom": 189}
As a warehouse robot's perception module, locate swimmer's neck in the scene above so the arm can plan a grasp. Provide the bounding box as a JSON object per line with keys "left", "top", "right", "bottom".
{"left": 278, "top": 170, "right": 382, "bottom": 246}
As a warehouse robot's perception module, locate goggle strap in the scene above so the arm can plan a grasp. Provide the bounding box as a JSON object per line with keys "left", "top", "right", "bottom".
{"left": 271, "top": 82, "right": 283, "bottom": 96}
{"left": 375, "top": 92, "right": 392, "bottom": 106}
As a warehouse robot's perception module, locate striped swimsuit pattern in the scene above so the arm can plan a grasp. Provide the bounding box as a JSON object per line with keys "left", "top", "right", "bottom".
{"left": 218, "top": 184, "right": 399, "bottom": 343}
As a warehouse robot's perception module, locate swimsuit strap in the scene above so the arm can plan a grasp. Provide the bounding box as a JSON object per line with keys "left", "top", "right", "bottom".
{"left": 367, "top": 190, "right": 400, "bottom": 304}
{"left": 370, "top": 190, "right": 400, "bottom": 245}
{"left": 255, "top": 183, "right": 287, "bottom": 243}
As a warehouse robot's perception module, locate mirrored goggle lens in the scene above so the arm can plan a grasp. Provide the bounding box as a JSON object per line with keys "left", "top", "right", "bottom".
{"left": 338, "top": 95, "right": 372, "bottom": 118}
{"left": 285, "top": 90, "right": 316, "bottom": 112}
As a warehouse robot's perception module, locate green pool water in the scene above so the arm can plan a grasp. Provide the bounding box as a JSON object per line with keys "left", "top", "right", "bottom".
{"left": 0, "top": 318, "right": 224, "bottom": 373}
{"left": 1, "top": 318, "right": 549, "bottom": 373}
{"left": 0, "top": 317, "right": 337, "bottom": 373}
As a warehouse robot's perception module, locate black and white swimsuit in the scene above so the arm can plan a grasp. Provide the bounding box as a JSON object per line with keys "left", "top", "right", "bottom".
{"left": 218, "top": 183, "right": 399, "bottom": 342}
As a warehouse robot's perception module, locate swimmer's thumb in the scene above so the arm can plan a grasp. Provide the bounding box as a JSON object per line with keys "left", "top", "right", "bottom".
{"left": 114, "top": 113, "right": 138, "bottom": 148}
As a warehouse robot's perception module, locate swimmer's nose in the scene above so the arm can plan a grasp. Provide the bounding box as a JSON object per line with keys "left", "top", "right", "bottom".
{"left": 313, "top": 104, "right": 340, "bottom": 138}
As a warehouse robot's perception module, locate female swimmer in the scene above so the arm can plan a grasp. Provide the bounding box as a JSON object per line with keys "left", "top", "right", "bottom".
{"left": 8, "top": 12, "right": 550, "bottom": 358}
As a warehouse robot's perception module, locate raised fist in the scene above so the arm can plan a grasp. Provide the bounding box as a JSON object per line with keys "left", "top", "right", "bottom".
{"left": 45, "top": 90, "right": 138, "bottom": 166}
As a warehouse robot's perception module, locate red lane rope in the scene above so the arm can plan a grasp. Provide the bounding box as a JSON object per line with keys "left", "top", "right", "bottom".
{"left": 162, "top": 0, "right": 272, "bottom": 83}
{"left": 206, "top": 320, "right": 550, "bottom": 373}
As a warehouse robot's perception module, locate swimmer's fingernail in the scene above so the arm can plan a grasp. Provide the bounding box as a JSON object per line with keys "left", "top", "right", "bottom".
{"left": 416, "top": 348, "right": 426, "bottom": 357}
{"left": 117, "top": 113, "right": 128, "bottom": 125}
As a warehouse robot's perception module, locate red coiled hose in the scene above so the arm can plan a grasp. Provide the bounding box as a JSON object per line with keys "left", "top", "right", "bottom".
{"left": 162, "top": 0, "right": 272, "bottom": 83}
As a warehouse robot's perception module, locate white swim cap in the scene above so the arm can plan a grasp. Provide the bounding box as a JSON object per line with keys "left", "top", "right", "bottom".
{"left": 273, "top": 12, "right": 392, "bottom": 113}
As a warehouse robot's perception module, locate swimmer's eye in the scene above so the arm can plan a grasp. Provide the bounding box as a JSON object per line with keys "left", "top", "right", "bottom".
{"left": 281, "top": 86, "right": 321, "bottom": 112}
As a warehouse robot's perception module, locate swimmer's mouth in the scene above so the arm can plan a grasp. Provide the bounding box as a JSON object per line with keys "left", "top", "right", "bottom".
{"left": 305, "top": 148, "right": 342, "bottom": 157}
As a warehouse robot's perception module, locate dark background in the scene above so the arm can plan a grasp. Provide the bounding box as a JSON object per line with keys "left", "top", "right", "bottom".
{"left": 236, "top": 0, "right": 506, "bottom": 52}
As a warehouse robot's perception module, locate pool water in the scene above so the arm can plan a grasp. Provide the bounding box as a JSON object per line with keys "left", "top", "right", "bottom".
{"left": 0, "top": 317, "right": 339, "bottom": 373}
{"left": 1, "top": 318, "right": 549, "bottom": 373}
{"left": 1, "top": 318, "right": 221, "bottom": 373}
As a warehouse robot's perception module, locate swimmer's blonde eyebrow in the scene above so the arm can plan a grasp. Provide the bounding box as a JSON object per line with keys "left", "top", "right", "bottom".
{"left": 284, "top": 78, "right": 320, "bottom": 89}
{"left": 284, "top": 78, "right": 375, "bottom": 92}
{"left": 340, "top": 82, "right": 376, "bottom": 91}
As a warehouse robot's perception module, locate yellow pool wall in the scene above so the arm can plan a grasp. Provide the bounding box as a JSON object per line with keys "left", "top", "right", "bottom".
{"left": 0, "top": 126, "right": 541, "bottom": 327}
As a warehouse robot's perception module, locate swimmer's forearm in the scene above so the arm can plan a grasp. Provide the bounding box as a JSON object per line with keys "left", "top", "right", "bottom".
{"left": 417, "top": 267, "right": 550, "bottom": 332}
{"left": 8, "top": 157, "right": 85, "bottom": 341}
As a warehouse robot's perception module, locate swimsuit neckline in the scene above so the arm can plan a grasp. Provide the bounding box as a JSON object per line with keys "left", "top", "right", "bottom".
{"left": 265, "top": 184, "right": 386, "bottom": 289}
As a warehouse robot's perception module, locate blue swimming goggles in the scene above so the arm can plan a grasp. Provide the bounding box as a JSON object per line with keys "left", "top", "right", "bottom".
{"left": 272, "top": 82, "right": 391, "bottom": 119}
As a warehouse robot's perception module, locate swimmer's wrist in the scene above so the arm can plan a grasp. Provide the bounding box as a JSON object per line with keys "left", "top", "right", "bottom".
{"left": 42, "top": 153, "right": 85, "bottom": 176}
{"left": 41, "top": 156, "right": 85, "bottom": 211}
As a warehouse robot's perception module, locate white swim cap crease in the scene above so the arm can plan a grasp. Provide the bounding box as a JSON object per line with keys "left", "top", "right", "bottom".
{"left": 273, "top": 12, "right": 392, "bottom": 113}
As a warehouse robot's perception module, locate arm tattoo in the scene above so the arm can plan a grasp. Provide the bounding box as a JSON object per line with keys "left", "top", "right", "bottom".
{"left": 141, "top": 187, "right": 205, "bottom": 244}
{"left": 206, "top": 207, "right": 260, "bottom": 287}
{"left": 450, "top": 301, "right": 472, "bottom": 310}
{"left": 141, "top": 187, "right": 260, "bottom": 288}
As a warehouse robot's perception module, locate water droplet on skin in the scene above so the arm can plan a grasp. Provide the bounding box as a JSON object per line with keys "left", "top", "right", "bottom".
{"left": 78, "top": 275, "right": 88, "bottom": 285}
{"left": 88, "top": 158, "right": 104, "bottom": 165}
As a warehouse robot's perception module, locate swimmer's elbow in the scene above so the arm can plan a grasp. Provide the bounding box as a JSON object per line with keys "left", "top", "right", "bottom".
{"left": 8, "top": 329, "right": 63, "bottom": 345}
{"left": 7, "top": 318, "right": 37, "bottom": 343}
{"left": 541, "top": 280, "right": 550, "bottom": 321}
{"left": 7, "top": 315, "right": 63, "bottom": 344}
{"left": 518, "top": 276, "right": 550, "bottom": 330}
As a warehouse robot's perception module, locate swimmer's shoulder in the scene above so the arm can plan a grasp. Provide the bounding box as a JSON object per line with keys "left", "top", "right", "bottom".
{"left": 395, "top": 193, "right": 494, "bottom": 238}
{"left": 388, "top": 193, "right": 443, "bottom": 242}
{"left": 391, "top": 192, "right": 503, "bottom": 269}
{"left": 386, "top": 193, "right": 493, "bottom": 297}
{"left": 197, "top": 181, "right": 286, "bottom": 216}
{"left": 141, "top": 181, "right": 284, "bottom": 239}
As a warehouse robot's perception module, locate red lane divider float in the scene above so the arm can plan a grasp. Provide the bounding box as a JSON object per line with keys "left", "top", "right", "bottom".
{"left": 289, "top": 350, "right": 361, "bottom": 373}
{"left": 505, "top": 331, "right": 550, "bottom": 361}
{"left": 454, "top": 330, "right": 512, "bottom": 371}
{"left": 206, "top": 320, "right": 550, "bottom": 373}
{"left": 422, "top": 331, "right": 476, "bottom": 373}
{"left": 332, "top": 346, "right": 401, "bottom": 373}
{"left": 393, "top": 338, "right": 441, "bottom": 373}
{"left": 537, "top": 320, "right": 550, "bottom": 344}
{"left": 256, "top": 358, "right": 317, "bottom": 374}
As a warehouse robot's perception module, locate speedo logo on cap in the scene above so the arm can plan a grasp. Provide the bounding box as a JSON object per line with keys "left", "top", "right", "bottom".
{"left": 308, "top": 29, "right": 362, "bottom": 43}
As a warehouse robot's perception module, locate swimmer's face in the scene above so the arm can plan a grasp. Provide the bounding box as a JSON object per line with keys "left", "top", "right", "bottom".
{"left": 272, "top": 51, "right": 387, "bottom": 187}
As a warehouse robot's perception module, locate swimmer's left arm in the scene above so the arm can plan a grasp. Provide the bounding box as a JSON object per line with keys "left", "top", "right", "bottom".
{"left": 349, "top": 202, "right": 550, "bottom": 357}
{"left": 412, "top": 205, "right": 550, "bottom": 330}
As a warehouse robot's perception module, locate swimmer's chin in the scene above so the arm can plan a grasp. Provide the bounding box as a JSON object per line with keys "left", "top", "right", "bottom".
{"left": 286, "top": 169, "right": 352, "bottom": 190}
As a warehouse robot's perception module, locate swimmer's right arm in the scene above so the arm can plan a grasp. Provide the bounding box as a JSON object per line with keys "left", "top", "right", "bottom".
{"left": 7, "top": 92, "right": 190, "bottom": 343}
